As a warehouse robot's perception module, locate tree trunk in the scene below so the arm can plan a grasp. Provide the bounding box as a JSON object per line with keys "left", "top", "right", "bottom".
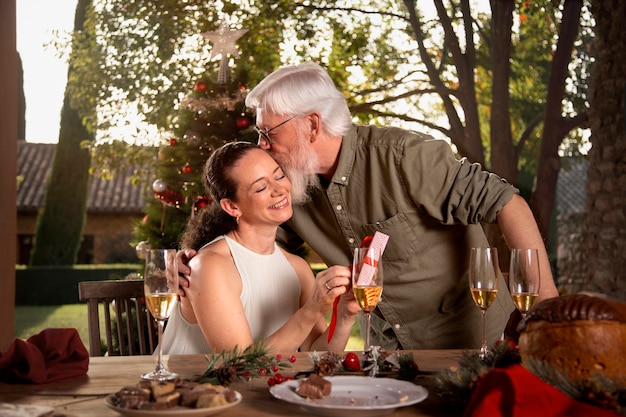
{"left": 531, "top": 0, "right": 584, "bottom": 239}
{"left": 29, "top": 0, "right": 94, "bottom": 265}
{"left": 489, "top": 0, "right": 517, "bottom": 184}
{"left": 584, "top": 0, "right": 626, "bottom": 298}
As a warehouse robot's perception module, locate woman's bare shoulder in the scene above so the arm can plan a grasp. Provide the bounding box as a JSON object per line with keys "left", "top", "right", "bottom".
{"left": 191, "top": 238, "right": 233, "bottom": 270}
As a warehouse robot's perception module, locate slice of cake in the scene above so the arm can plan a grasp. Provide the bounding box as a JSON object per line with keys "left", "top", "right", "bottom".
{"left": 296, "top": 374, "right": 332, "bottom": 399}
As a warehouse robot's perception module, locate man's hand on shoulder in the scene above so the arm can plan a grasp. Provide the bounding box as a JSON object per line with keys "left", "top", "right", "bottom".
{"left": 176, "top": 248, "right": 196, "bottom": 298}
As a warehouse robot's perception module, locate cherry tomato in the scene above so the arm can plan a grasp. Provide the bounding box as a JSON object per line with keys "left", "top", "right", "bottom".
{"left": 343, "top": 352, "right": 361, "bottom": 371}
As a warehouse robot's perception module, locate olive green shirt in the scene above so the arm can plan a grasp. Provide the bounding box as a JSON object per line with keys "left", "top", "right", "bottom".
{"left": 277, "top": 124, "right": 517, "bottom": 349}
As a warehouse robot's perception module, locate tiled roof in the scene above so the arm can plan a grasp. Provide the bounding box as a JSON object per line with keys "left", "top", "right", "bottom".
{"left": 556, "top": 158, "right": 588, "bottom": 215}
{"left": 17, "top": 141, "right": 146, "bottom": 214}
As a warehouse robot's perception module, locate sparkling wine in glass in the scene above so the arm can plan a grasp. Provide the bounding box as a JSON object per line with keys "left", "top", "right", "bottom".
{"left": 142, "top": 249, "right": 178, "bottom": 381}
{"left": 509, "top": 248, "right": 540, "bottom": 318}
{"left": 469, "top": 247, "right": 500, "bottom": 359}
{"left": 352, "top": 247, "right": 383, "bottom": 351}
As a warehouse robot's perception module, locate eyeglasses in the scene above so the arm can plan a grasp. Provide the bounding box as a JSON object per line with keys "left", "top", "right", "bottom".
{"left": 254, "top": 116, "right": 297, "bottom": 146}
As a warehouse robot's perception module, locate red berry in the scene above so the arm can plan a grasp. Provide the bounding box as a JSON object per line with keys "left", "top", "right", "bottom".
{"left": 272, "top": 365, "right": 279, "bottom": 373}
{"left": 274, "top": 373, "right": 284, "bottom": 384}
{"left": 285, "top": 376, "right": 292, "bottom": 381}
{"left": 259, "top": 368, "right": 267, "bottom": 376}
{"left": 289, "top": 355, "right": 297, "bottom": 363}
{"left": 276, "top": 353, "right": 283, "bottom": 360}
{"left": 343, "top": 352, "right": 361, "bottom": 371}
{"left": 267, "top": 377, "right": 276, "bottom": 386}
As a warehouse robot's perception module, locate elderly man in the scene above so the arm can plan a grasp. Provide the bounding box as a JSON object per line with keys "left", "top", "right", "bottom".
{"left": 180, "top": 62, "right": 558, "bottom": 350}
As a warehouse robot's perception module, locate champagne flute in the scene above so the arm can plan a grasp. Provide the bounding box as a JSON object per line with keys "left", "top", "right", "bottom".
{"left": 509, "top": 248, "right": 540, "bottom": 318}
{"left": 469, "top": 247, "right": 500, "bottom": 359}
{"left": 352, "top": 247, "right": 383, "bottom": 351}
{"left": 142, "top": 249, "right": 178, "bottom": 381}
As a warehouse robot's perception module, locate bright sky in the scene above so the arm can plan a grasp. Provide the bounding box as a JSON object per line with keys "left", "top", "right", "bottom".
{"left": 16, "top": 0, "right": 77, "bottom": 143}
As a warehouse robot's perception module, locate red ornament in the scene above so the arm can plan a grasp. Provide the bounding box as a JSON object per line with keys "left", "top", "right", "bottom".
{"left": 155, "top": 189, "right": 184, "bottom": 207}
{"left": 194, "top": 81, "right": 207, "bottom": 92}
{"left": 342, "top": 352, "right": 361, "bottom": 371}
{"left": 168, "top": 138, "right": 178, "bottom": 146}
{"left": 182, "top": 163, "right": 192, "bottom": 174}
{"left": 236, "top": 115, "right": 251, "bottom": 129}
{"left": 193, "top": 196, "right": 211, "bottom": 213}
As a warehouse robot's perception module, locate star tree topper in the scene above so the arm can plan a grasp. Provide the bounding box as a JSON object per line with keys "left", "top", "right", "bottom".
{"left": 201, "top": 22, "right": 248, "bottom": 60}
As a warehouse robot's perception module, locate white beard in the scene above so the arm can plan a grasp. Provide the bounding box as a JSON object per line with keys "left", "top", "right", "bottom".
{"left": 275, "top": 138, "right": 321, "bottom": 205}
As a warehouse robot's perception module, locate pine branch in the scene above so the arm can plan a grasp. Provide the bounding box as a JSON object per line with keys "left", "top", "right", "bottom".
{"left": 196, "top": 341, "right": 290, "bottom": 386}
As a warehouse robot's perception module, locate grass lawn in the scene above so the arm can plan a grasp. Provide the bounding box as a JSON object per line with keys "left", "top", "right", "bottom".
{"left": 14, "top": 304, "right": 364, "bottom": 352}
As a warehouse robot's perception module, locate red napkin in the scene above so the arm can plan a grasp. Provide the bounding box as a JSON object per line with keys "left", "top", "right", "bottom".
{"left": 464, "top": 365, "right": 620, "bottom": 417}
{"left": 0, "top": 328, "right": 89, "bottom": 384}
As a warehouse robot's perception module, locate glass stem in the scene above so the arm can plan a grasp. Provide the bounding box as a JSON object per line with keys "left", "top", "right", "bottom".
{"left": 364, "top": 312, "right": 371, "bottom": 351}
{"left": 480, "top": 309, "right": 487, "bottom": 358}
{"left": 155, "top": 319, "right": 165, "bottom": 373}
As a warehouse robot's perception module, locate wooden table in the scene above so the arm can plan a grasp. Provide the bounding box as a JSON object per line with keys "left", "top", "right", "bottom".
{"left": 0, "top": 350, "right": 464, "bottom": 416}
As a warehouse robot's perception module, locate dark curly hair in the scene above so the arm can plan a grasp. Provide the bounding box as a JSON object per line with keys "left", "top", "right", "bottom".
{"left": 180, "top": 141, "right": 258, "bottom": 250}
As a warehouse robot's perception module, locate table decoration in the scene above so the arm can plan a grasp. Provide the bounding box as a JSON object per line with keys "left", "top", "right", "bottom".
{"left": 433, "top": 340, "right": 626, "bottom": 415}
{"left": 194, "top": 341, "right": 293, "bottom": 386}
{"left": 303, "top": 349, "right": 421, "bottom": 381}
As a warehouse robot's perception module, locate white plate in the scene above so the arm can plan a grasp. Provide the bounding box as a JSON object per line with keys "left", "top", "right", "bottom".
{"left": 104, "top": 391, "right": 242, "bottom": 417}
{"left": 269, "top": 376, "right": 428, "bottom": 417}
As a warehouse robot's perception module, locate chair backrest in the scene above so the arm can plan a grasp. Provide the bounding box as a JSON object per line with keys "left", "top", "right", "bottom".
{"left": 78, "top": 279, "right": 157, "bottom": 357}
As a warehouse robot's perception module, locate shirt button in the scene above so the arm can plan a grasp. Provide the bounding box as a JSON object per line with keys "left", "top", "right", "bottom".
{"left": 341, "top": 176, "right": 347, "bottom": 181}
{"left": 336, "top": 205, "right": 342, "bottom": 211}
{"left": 394, "top": 324, "right": 401, "bottom": 329}
{"left": 348, "top": 238, "right": 355, "bottom": 244}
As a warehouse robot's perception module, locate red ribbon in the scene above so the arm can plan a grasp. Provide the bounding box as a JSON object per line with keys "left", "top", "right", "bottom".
{"left": 327, "top": 236, "right": 373, "bottom": 344}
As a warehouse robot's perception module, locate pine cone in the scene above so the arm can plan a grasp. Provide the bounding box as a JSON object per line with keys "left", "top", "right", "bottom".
{"left": 216, "top": 365, "right": 237, "bottom": 386}
{"left": 314, "top": 352, "right": 341, "bottom": 376}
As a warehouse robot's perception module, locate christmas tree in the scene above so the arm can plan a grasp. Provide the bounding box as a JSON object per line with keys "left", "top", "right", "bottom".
{"left": 134, "top": 23, "right": 255, "bottom": 252}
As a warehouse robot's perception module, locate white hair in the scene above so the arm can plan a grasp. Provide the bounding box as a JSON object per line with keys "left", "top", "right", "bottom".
{"left": 245, "top": 62, "right": 352, "bottom": 137}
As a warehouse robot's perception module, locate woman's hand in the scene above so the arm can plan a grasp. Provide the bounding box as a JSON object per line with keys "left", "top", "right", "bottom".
{"left": 305, "top": 266, "right": 352, "bottom": 314}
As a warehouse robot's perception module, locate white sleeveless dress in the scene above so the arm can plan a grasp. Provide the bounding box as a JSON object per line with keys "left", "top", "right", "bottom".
{"left": 160, "top": 235, "right": 302, "bottom": 355}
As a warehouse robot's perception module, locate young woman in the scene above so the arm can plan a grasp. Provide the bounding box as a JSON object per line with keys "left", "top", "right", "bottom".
{"left": 161, "top": 141, "right": 359, "bottom": 354}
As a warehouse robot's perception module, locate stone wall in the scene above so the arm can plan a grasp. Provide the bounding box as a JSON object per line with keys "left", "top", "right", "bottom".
{"left": 556, "top": 212, "right": 587, "bottom": 295}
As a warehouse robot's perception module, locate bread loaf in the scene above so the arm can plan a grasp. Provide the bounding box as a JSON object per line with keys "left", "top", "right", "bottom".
{"left": 518, "top": 294, "right": 626, "bottom": 385}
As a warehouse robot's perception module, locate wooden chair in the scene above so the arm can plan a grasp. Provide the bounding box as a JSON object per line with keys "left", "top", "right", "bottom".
{"left": 78, "top": 279, "right": 158, "bottom": 356}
